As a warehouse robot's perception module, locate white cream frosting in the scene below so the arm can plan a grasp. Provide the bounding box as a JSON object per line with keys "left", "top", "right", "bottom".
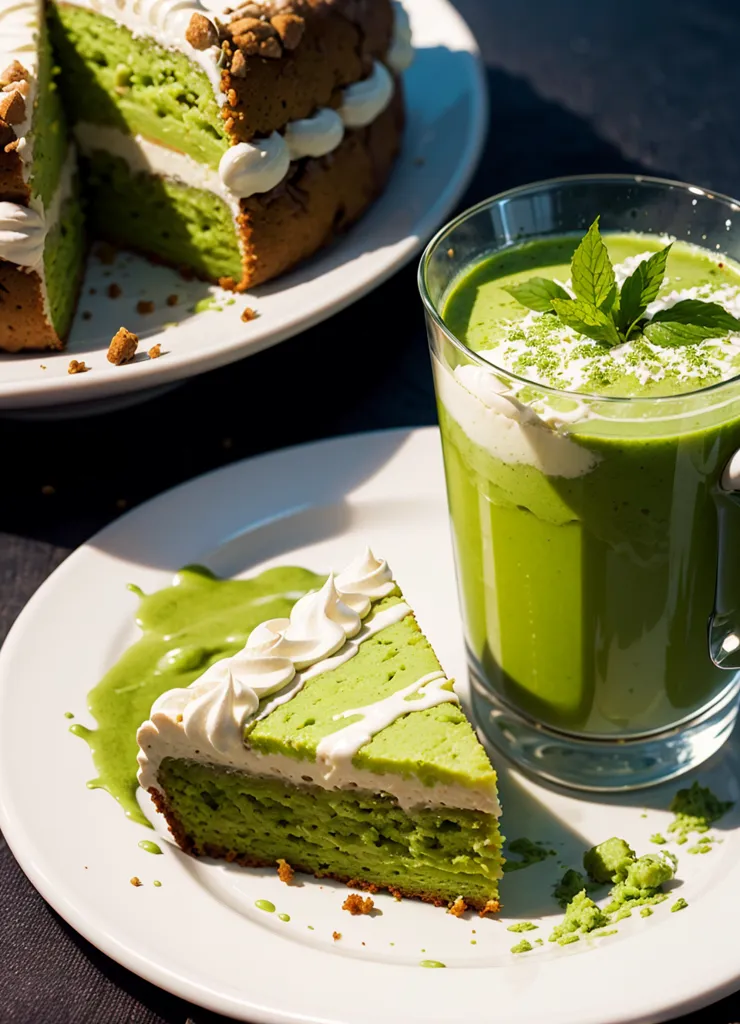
{"left": 218, "top": 131, "right": 291, "bottom": 200}
{"left": 137, "top": 550, "right": 500, "bottom": 815}
{"left": 316, "top": 671, "right": 458, "bottom": 779}
{"left": 284, "top": 107, "right": 345, "bottom": 161}
{"left": 0, "top": 0, "right": 40, "bottom": 178}
{"left": 339, "top": 60, "right": 394, "bottom": 129}
{"left": 0, "top": 201, "right": 45, "bottom": 267}
{"left": 388, "top": 0, "right": 413, "bottom": 73}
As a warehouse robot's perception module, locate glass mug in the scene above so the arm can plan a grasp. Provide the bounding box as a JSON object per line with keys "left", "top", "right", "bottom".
{"left": 419, "top": 175, "right": 740, "bottom": 790}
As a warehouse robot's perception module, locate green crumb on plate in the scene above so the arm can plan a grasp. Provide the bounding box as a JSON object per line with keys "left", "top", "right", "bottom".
{"left": 470, "top": 940, "right": 477, "bottom": 945}
{"left": 549, "top": 890, "right": 608, "bottom": 943}
{"left": 535, "top": 938, "right": 544, "bottom": 946}
{"left": 153, "top": 880, "right": 161, "bottom": 887}
{"left": 668, "top": 782, "right": 733, "bottom": 845}
{"left": 511, "top": 939, "right": 534, "bottom": 954}
{"left": 613, "top": 908, "right": 632, "bottom": 921}
{"left": 649, "top": 833, "right": 667, "bottom": 845}
{"left": 671, "top": 898, "right": 688, "bottom": 913}
{"left": 640, "top": 907, "right": 653, "bottom": 917}
{"left": 64, "top": 712, "right": 74, "bottom": 719}
{"left": 596, "top": 929, "right": 618, "bottom": 937}
{"left": 583, "top": 837, "right": 635, "bottom": 884}
{"left": 507, "top": 922, "right": 538, "bottom": 932}
{"left": 558, "top": 934, "right": 580, "bottom": 946}
{"left": 502, "top": 837, "right": 554, "bottom": 873}
{"left": 687, "top": 835, "right": 715, "bottom": 855}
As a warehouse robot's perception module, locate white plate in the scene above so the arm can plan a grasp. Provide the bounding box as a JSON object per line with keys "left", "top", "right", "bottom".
{"left": 2, "top": 427, "right": 740, "bottom": 1024}
{"left": 0, "top": 0, "right": 486, "bottom": 411}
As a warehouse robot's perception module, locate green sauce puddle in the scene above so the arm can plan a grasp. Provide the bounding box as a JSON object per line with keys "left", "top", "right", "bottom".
{"left": 278, "top": 913, "right": 290, "bottom": 922}
{"left": 255, "top": 900, "right": 276, "bottom": 913}
{"left": 70, "top": 565, "right": 323, "bottom": 825}
{"left": 138, "top": 840, "right": 162, "bottom": 855}
{"left": 419, "top": 960, "right": 445, "bottom": 968}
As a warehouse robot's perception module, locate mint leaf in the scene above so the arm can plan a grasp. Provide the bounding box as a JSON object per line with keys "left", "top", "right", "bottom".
{"left": 503, "top": 277, "right": 570, "bottom": 314}
{"left": 617, "top": 245, "right": 672, "bottom": 334}
{"left": 570, "top": 217, "right": 616, "bottom": 310}
{"left": 550, "top": 297, "right": 622, "bottom": 347}
{"left": 649, "top": 299, "right": 740, "bottom": 333}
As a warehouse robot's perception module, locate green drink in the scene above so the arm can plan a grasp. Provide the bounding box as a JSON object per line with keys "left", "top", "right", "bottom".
{"left": 420, "top": 177, "right": 740, "bottom": 789}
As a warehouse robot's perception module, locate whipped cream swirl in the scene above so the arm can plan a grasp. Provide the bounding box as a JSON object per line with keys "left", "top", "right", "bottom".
{"left": 284, "top": 108, "right": 345, "bottom": 160}
{"left": 339, "top": 61, "right": 395, "bottom": 128}
{"left": 218, "top": 132, "right": 291, "bottom": 200}
{"left": 388, "top": 1, "right": 414, "bottom": 73}
{"left": 0, "top": 202, "right": 46, "bottom": 267}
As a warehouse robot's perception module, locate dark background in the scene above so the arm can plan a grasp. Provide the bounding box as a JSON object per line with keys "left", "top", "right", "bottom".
{"left": 2, "top": 0, "right": 740, "bottom": 1020}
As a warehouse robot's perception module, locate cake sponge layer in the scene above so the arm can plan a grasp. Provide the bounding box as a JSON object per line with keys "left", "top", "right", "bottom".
{"left": 156, "top": 758, "right": 503, "bottom": 909}
{"left": 50, "top": 4, "right": 227, "bottom": 168}
{"left": 44, "top": 188, "right": 86, "bottom": 337}
{"left": 82, "top": 149, "right": 242, "bottom": 284}
{"left": 30, "top": 15, "right": 69, "bottom": 208}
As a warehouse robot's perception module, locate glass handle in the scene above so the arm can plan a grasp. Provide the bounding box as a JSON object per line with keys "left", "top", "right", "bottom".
{"left": 710, "top": 451, "right": 740, "bottom": 669}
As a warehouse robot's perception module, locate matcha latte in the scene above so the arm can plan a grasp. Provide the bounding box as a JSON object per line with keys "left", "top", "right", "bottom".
{"left": 421, "top": 178, "right": 740, "bottom": 789}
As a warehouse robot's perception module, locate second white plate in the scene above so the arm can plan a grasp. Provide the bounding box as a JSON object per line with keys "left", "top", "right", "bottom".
{"left": 0, "top": 0, "right": 486, "bottom": 411}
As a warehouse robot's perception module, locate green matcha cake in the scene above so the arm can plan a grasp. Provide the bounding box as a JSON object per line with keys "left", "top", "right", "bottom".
{"left": 49, "top": 0, "right": 410, "bottom": 292}
{"left": 137, "top": 550, "right": 503, "bottom": 913}
{"left": 0, "top": 0, "right": 85, "bottom": 350}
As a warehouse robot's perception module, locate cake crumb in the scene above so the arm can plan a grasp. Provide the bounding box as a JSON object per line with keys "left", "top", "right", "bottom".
{"left": 137, "top": 300, "right": 155, "bottom": 315}
{"left": 230, "top": 49, "right": 247, "bottom": 77}
{"left": 332, "top": 931, "right": 341, "bottom": 941}
{"left": 107, "top": 282, "right": 121, "bottom": 299}
{"left": 41, "top": 485, "right": 55, "bottom": 496}
{"left": 241, "top": 306, "right": 258, "bottom": 322}
{"left": 277, "top": 859, "right": 294, "bottom": 885}
{"left": 115, "top": 498, "right": 127, "bottom": 510}
{"left": 186, "top": 12, "right": 218, "bottom": 49}
{"left": 166, "top": 294, "right": 179, "bottom": 307}
{"left": 148, "top": 344, "right": 162, "bottom": 359}
{"left": 0, "top": 89, "right": 26, "bottom": 125}
{"left": 447, "top": 897, "right": 467, "bottom": 918}
{"left": 96, "top": 242, "right": 117, "bottom": 265}
{"left": 343, "top": 894, "right": 374, "bottom": 916}
{"left": 479, "top": 899, "right": 501, "bottom": 918}
{"left": 271, "top": 13, "right": 305, "bottom": 49}
{"left": 82, "top": 311, "right": 92, "bottom": 320}
{"left": 447, "top": 247, "right": 455, "bottom": 258}
{"left": 40, "top": 364, "right": 46, "bottom": 370}
{"left": 130, "top": 876, "right": 142, "bottom": 887}
{"left": 107, "top": 327, "right": 139, "bottom": 365}
{"left": 0, "top": 60, "right": 29, "bottom": 86}
{"left": 67, "top": 359, "right": 88, "bottom": 375}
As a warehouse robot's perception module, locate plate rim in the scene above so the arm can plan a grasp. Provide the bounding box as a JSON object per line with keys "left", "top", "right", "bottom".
{"left": 2, "top": 426, "right": 740, "bottom": 1024}
{"left": 0, "top": 0, "right": 488, "bottom": 410}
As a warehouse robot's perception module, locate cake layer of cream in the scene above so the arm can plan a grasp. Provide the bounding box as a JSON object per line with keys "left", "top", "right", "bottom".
{"left": 137, "top": 550, "right": 501, "bottom": 816}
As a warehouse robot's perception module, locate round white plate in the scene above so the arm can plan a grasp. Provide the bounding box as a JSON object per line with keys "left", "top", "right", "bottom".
{"left": 0, "top": 0, "right": 486, "bottom": 412}
{"left": 2, "top": 427, "right": 739, "bottom": 1024}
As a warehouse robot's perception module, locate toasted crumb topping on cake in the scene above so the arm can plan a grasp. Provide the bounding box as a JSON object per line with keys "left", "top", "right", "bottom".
{"left": 107, "top": 327, "right": 138, "bottom": 364}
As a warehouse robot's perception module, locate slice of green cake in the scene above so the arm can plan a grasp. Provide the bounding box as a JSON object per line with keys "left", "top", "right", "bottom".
{"left": 138, "top": 550, "right": 503, "bottom": 912}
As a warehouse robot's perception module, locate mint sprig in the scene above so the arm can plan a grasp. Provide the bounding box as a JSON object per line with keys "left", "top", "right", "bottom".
{"left": 504, "top": 217, "right": 740, "bottom": 348}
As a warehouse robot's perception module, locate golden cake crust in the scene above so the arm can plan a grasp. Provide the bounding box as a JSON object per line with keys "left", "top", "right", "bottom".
{"left": 148, "top": 786, "right": 502, "bottom": 915}
{"left": 0, "top": 263, "right": 64, "bottom": 352}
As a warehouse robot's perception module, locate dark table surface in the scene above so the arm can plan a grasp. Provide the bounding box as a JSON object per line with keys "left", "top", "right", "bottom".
{"left": 3, "top": 0, "right": 740, "bottom": 1020}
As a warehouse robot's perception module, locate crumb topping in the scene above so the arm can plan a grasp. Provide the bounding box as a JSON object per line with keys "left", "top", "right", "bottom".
{"left": 277, "top": 858, "right": 294, "bottom": 884}
{"left": 107, "top": 327, "right": 139, "bottom": 365}
{"left": 241, "top": 306, "right": 258, "bottom": 322}
{"left": 342, "top": 893, "right": 374, "bottom": 915}
{"left": 67, "top": 359, "right": 88, "bottom": 374}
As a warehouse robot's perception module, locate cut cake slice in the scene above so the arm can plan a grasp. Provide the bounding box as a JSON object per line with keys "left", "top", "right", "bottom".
{"left": 137, "top": 550, "right": 503, "bottom": 912}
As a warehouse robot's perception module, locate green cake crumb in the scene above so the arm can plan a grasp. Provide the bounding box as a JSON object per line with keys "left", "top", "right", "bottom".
{"left": 613, "top": 907, "right": 632, "bottom": 921}
{"left": 604, "top": 855, "right": 674, "bottom": 914}
{"left": 549, "top": 890, "right": 609, "bottom": 942}
{"left": 511, "top": 939, "right": 534, "bottom": 954}
{"left": 554, "top": 868, "right": 589, "bottom": 908}
{"left": 668, "top": 782, "right": 733, "bottom": 844}
{"left": 687, "top": 836, "right": 715, "bottom": 855}
{"left": 671, "top": 898, "right": 688, "bottom": 913}
{"left": 583, "top": 837, "right": 635, "bottom": 883}
{"left": 650, "top": 833, "right": 667, "bottom": 845}
{"left": 535, "top": 938, "right": 544, "bottom": 946}
{"left": 596, "top": 929, "right": 618, "bottom": 937}
{"left": 558, "top": 934, "right": 580, "bottom": 946}
{"left": 507, "top": 922, "right": 538, "bottom": 932}
{"left": 502, "top": 837, "right": 554, "bottom": 873}
{"left": 640, "top": 907, "right": 653, "bottom": 918}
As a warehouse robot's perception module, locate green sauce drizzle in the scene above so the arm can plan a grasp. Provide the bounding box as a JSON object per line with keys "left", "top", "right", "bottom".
{"left": 138, "top": 840, "right": 162, "bottom": 855}
{"left": 419, "top": 960, "right": 446, "bottom": 968}
{"left": 153, "top": 880, "right": 162, "bottom": 887}
{"left": 278, "top": 913, "right": 290, "bottom": 922}
{"left": 70, "top": 565, "right": 323, "bottom": 825}
{"left": 64, "top": 712, "right": 74, "bottom": 719}
{"left": 255, "top": 900, "right": 276, "bottom": 913}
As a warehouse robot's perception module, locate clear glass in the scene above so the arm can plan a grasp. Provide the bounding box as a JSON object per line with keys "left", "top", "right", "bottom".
{"left": 419, "top": 175, "right": 740, "bottom": 791}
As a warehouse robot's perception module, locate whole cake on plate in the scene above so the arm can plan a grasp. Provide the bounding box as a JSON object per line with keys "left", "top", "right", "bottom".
{"left": 137, "top": 550, "right": 503, "bottom": 913}
{"left": 0, "top": 0, "right": 412, "bottom": 349}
